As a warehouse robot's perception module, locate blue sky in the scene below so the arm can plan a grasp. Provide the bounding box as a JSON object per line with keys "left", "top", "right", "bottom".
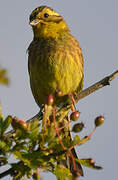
{"left": 0, "top": 0, "right": 118, "bottom": 179}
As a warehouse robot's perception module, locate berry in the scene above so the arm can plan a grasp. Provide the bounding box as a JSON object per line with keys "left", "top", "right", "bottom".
{"left": 95, "top": 116, "right": 104, "bottom": 127}
{"left": 11, "top": 117, "right": 19, "bottom": 129}
{"left": 89, "top": 158, "right": 95, "bottom": 165}
{"left": 72, "top": 122, "right": 84, "bottom": 133}
{"left": 11, "top": 117, "right": 27, "bottom": 130}
{"left": 18, "top": 119, "right": 27, "bottom": 130}
{"left": 70, "top": 111, "right": 80, "bottom": 121}
{"left": 56, "top": 89, "right": 63, "bottom": 97}
{"left": 33, "top": 170, "right": 40, "bottom": 180}
{"left": 47, "top": 94, "right": 54, "bottom": 105}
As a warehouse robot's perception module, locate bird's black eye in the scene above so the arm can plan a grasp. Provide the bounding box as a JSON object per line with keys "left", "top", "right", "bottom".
{"left": 44, "top": 13, "right": 49, "bottom": 18}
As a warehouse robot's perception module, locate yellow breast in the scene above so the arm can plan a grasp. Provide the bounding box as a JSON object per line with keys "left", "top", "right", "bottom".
{"left": 28, "top": 33, "right": 83, "bottom": 106}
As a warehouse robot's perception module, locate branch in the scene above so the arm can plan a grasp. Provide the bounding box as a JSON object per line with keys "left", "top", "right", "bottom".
{"left": 4, "top": 70, "right": 118, "bottom": 137}
{"left": 0, "top": 167, "right": 13, "bottom": 179}
{"left": 77, "top": 70, "right": 118, "bottom": 101}
{"left": 1, "top": 70, "right": 118, "bottom": 179}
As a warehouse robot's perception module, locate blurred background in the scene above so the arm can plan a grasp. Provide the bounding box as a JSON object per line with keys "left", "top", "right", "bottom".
{"left": 0, "top": 0, "right": 118, "bottom": 179}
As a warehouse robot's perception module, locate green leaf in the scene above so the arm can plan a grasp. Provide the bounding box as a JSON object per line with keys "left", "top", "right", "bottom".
{"left": 11, "top": 162, "right": 32, "bottom": 180}
{"left": 28, "top": 119, "right": 40, "bottom": 141}
{"left": 28, "top": 119, "right": 39, "bottom": 131}
{"left": 30, "top": 129, "right": 39, "bottom": 141}
{"left": 0, "top": 68, "right": 9, "bottom": 85}
{"left": 14, "top": 150, "right": 51, "bottom": 169}
{"left": 14, "top": 128, "right": 29, "bottom": 140}
{"left": 0, "top": 140, "right": 10, "bottom": 154}
{"left": 0, "top": 136, "right": 12, "bottom": 154}
{"left": 0, "top": 140, "right": 6, "bottom": 149}
{"left": 54, "top": 165, "right": 72, "bottom": 180}
{"left": 2, "top": 116, "right": 12, "bottom": 133}
{"left": 77, "top": 136, "right": 90, "bottom": 146}
{"left": 75, "top": 158, "right": 102, "bottom": 170}
{"left": 14, "top": 151, "right": 29, "bottom": 164}
{"left": 73, "top": 135, "right": 81, "bottom": 145}
{"left": 0, "top": 156, "right": 8, "bottom": 166}
{"left": 0, "top": 116, "right": 3, "bottom": 137}
{"left": 11, "top": 142, "right": 29, "bottom": 152}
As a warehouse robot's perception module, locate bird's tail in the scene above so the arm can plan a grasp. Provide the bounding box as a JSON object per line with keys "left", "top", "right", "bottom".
{"left": 69, "top": 147, "right": 83, "bottom": 178}
{"left": 59, "top": 147, "right": 83, "bottom": 179}
{"left": 55, "top": 107, "right": 83, "bottom": 178}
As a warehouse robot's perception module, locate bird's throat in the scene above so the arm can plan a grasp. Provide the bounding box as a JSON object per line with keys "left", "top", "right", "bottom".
{"left": 32, "top": 21, "right": 69, "bottom": 39}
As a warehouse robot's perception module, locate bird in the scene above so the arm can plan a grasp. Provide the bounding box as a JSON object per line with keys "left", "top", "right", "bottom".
{"left": 28, "top": 6, "right": 84, "bottom": 178}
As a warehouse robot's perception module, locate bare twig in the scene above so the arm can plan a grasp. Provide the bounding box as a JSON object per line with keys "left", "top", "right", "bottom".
{"left": 77, "top": 70, "right": 118, "bottom": 101}
{"left": 69, "top": 127, "right": 97, "bottom": 151}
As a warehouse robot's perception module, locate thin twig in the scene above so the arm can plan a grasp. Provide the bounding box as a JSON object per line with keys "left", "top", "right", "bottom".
{"left": 68, "top": 150, "right": 76, "bottom": 171}
{"left": 52, "top": 106, "right": 66, "bottom": 150}
{"left": 69, "top": 127, "right": 97, "bottom": 151}
{"left": 52, "top": 106, "right": 77, "bottom": 172}
{"left": 77, "top": 70, "right": 118, "bottom": 101}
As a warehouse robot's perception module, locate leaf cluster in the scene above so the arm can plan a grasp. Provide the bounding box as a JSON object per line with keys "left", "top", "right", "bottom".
{"left": 1, "top": 70, "right": 117, "bottom": 179}
{"left": 0, "top": 67, "right": 9, "bottom": 86}
{"left": 0, "top": 105, "right": 102, "bottom": 180}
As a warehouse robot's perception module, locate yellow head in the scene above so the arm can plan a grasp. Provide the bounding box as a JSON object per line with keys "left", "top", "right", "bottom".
{"left": 29, "top": 6, "right": 69, "bottom": 38}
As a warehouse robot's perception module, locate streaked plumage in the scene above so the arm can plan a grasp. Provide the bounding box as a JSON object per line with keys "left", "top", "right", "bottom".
{"left": 28, "top": 6, "right": 84, "bottom": 177}
{"left": 28, "top": 6, "right": 83, "bottom": 106}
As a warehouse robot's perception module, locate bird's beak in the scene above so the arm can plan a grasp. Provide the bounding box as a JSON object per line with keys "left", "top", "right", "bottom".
{"left": 29, "top": 19, "right": 40, "bottom": 26}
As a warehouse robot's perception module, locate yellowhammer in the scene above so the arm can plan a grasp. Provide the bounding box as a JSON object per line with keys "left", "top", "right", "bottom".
{"left": 28, "top": 6, "right": 84, "bottom": 177}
